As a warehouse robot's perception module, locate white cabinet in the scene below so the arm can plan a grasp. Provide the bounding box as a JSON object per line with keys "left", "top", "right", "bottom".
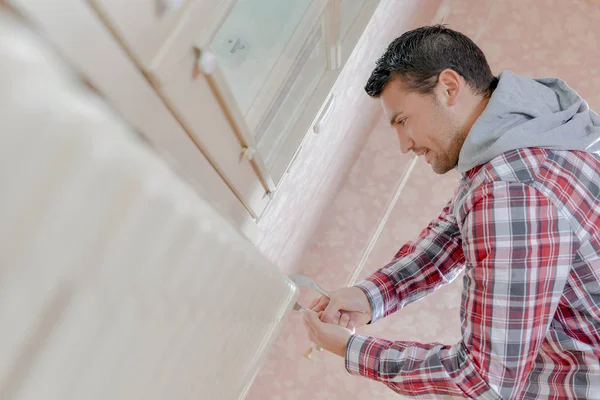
{"left": 12, "top": 0, "right": 379, "bottom": 224}
{"left": 0, "top": 9, "right": 298, "bottom": 399}
{"left": 195, "top": 0, "right": 381, "bottom": 187}
{"left": 156, "top": 65, "right": 272, "bottom": 219}
{"left": 87, "top": 0, "right": 189, "bottom": 66}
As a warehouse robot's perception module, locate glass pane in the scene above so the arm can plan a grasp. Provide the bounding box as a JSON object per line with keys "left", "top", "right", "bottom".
{"left": 210, "top": 0, "right": 330, "bottom": 179}
{"left": 211, "top": 0, "right": 314, "bottom": 116}
{"left": 256, "top": 23, "right": 327, "bottom": 167}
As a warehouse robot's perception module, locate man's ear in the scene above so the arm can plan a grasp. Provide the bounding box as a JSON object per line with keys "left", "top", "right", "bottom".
{"left": 437, "top": 69, "right": 462, "bottom": 107}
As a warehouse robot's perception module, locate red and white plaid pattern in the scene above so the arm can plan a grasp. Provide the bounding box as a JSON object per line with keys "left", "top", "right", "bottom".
{"left": 347, "top": 148, "right": 600, "bottom": 399}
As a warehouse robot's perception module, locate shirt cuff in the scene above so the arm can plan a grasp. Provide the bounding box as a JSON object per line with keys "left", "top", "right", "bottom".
{"left": 345, "top": 334, "right": 392, "bottom": 379}
{"left": 353, "top": 279, "right": 386, "bottom": 323}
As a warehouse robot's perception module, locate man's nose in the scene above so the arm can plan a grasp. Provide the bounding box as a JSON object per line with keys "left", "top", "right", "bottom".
{"left": 398, "top": 133, "right": 415, "bottom": 154}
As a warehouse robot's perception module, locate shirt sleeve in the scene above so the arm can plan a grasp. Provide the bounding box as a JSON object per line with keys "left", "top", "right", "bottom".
{"left": 354, "top": 198, "right": 466, "bottom": 323}
{"left": 345, "top": 181, "right": 577, "bottom": 399}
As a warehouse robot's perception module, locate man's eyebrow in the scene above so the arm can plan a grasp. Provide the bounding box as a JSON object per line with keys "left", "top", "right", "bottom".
{"left": 389, "top": 111, "right": 403, "bottom": 126}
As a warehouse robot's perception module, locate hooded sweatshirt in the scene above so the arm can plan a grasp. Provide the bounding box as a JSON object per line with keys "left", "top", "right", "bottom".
{"left": 457, "top": 70, "right": 600, "bottom": 173}
{"left": 350, "top": 71, "right": 600, "bottom": 399}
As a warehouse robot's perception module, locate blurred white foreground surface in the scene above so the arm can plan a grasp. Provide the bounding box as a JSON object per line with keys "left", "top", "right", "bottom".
{"left": 0, "top": 9, "right": 297, "bottom": 400}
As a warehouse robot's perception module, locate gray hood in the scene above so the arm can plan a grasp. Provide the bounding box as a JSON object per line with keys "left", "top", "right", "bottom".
{"left": 457, "top": 70, "right": 600, "bottom": 173}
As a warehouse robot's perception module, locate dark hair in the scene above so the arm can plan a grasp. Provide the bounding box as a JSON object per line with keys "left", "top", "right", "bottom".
{"left": 365, "top": 25, "right": 498, "bottom": 98}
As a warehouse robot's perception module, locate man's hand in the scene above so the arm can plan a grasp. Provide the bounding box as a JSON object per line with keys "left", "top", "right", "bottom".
{"left": 309, "top": 287, "right": 372, "bottom": 328}
{"left": 302, "top": 310, "right": 353, "bottom": 357}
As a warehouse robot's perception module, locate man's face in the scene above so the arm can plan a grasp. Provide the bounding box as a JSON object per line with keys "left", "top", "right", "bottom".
{"left": 380, "top": 78, "right": 465, "bottom": 174}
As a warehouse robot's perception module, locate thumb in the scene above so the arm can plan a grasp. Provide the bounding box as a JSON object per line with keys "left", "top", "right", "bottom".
{"left": 303, "top": 309, "right": 322, "bottom": 330}
{"left": 321, "top": 300, "right": 340, "bottom": 324}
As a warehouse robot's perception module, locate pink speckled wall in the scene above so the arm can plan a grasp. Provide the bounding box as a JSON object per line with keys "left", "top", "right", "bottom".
{"left": 248, "top": 0, "right": 600, "bottom": 399}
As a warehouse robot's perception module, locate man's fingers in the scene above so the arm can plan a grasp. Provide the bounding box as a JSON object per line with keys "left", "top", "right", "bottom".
{"left": 339, "top": 313, "right": 350, "bottom": 328}
{"left": 321, "top": 301, "right": 341, "bottom": 323}
{"left": 303, "top": 309, "right": 321, "bottom": 330}
{"left": 311, "top": 296, "right": 330, "bottom": 312}
{"left": 309, "top": 297, "right": 320, "bottom": 309}
{"left": 302, "top": 317, "right": 318, "bottom": 344}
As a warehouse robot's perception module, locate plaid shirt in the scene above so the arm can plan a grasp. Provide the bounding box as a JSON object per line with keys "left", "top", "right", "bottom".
{"left": 347, "top": 148, "right": 600, "bottom": 399}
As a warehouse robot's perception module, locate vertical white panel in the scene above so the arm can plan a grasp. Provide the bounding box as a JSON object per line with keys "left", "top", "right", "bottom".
{"left": 0, "top": 9, "right": 297, "bottom": 400}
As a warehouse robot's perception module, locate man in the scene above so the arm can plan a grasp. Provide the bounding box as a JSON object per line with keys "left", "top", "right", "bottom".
{"left": 303, "top": 25, "right": 600, "bottom": 399}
